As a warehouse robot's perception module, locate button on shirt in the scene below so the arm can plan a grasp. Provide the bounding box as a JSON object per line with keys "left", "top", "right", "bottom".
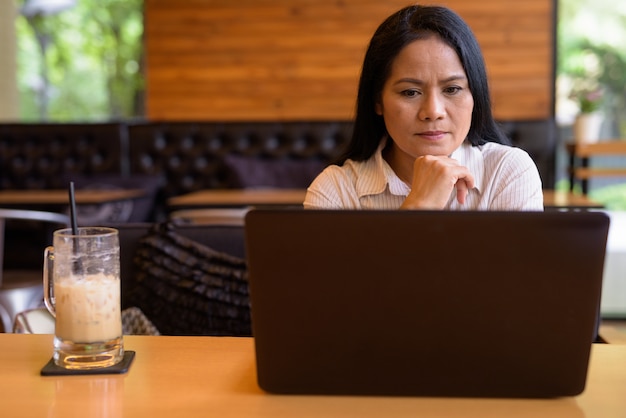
{"left": 304, "top": 139, "right": 543, "bottom": 211}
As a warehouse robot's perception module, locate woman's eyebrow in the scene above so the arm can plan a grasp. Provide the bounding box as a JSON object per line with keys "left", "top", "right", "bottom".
{"left": 393, "top": 74, "right": 467, "bottom": 85}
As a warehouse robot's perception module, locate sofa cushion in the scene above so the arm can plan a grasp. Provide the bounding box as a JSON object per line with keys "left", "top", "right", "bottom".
{"left": 223, "top": 154, "right": 326, "bottom": 189}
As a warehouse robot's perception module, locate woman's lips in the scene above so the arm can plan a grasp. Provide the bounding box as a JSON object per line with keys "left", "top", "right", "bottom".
{"left": 417, "top": 131, "right": 446, "bottom": 140}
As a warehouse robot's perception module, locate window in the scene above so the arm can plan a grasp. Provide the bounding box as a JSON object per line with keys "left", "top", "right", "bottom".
{"left": 16, "top": 0, "right": 144, "bottom": 121}
{"left": 557, "top": 0, "right": 626, "bottom": 208}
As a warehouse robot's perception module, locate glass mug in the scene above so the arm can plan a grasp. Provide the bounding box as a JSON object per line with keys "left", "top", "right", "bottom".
{"left": 44, "top": 227, "right": 124, "bottom": 369}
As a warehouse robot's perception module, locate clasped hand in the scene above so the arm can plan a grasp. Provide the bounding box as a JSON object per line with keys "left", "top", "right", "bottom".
{"left": 400, "top": 155, "right": 475, "bottom": 210}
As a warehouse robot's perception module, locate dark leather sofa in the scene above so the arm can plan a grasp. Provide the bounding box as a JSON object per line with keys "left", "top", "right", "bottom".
{"left": 0, "top": 119, "right": 556, "bottom": 221}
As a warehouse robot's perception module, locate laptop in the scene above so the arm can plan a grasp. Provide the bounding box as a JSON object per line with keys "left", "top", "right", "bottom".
{"left": 244, "top": 209, "right": 610, "bottom": 398}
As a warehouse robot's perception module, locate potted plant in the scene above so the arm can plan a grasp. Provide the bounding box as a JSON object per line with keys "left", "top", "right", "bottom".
{"left": 570, "top": 83, "right": 604, "bottom": 143}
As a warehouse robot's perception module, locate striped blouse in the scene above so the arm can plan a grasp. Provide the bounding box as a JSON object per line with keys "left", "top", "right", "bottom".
{"left": 304, "top": 139, "right": 544, "bottom": 211}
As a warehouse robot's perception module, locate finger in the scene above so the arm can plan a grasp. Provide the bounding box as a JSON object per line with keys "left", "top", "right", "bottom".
{"left": 456, "top": 179, "right": 469, "bottom": 204}
{"left": 454, "top": 171, "right": 475, "bottom": 204}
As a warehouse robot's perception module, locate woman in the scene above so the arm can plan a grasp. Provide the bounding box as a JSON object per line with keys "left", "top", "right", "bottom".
{"left": 304, "top": 5, "right": 543, "bottom": 210}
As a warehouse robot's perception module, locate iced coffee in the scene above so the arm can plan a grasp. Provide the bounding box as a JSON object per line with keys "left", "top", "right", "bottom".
{"left": 44, "top": 227, "right": 124, "bottom": 370}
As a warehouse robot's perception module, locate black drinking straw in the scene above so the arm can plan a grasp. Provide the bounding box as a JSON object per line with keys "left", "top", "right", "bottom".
{"left": 68, "top": 182, "right": 81, "bottom": 272}
{"left": 68, "top": 181, "right": 79, "bottom": 235}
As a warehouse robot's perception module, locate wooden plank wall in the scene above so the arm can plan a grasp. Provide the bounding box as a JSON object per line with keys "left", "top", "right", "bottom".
{"left": 144, "top": 0, "right": 554, "bottom": 121}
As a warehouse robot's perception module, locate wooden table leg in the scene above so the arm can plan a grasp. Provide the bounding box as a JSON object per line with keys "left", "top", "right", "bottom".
{"left": 582, "top": 156, "right": 589, "bottom": 195}
{"left": 569, "top": 150, "right": 576, "bottom": 192}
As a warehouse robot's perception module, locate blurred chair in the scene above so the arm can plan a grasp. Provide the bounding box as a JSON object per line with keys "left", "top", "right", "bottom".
{"left": 13, "top": 307, "right": 55, "bottom": 334}
{"left": 0, "top": 209, "right": 70, "bottom": 333}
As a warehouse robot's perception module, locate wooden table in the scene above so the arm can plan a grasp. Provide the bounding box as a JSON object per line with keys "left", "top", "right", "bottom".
{"left": 168, "top": 188, "right": 307, "bottom": 209}
{"left": 168, "top": 188, "right": 602, "bottom": 211}
{"left": 1, "top": 334, "right": 625, "bottom": 417}
{"left": 542, "top": 190, "right": 604, "bottom": 210}
{"left": 0, "top": 189, "right": 146, "bottom": 206}
{"left": 566, "top": 141, "right": 626, "bottom": 195}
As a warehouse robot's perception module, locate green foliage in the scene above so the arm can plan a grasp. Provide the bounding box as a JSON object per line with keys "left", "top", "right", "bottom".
{"left": 569, "top": 83, "right": 604, "bottom": 114}
{"left": 17, "top": 0, "right": 144, "bottom": 121}
{"left": 590, "top": 183, "right": 626, "bottom": 211}
{"left": 557, "top": 0, "right": 626, "bottom": 135}
{"left": 556, "top": 179, "right": 626, "bottom": 211}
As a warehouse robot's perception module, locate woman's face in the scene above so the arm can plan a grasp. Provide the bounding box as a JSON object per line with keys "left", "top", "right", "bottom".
{"left": 376, "top": 35, "right": 474, "bottom": 159}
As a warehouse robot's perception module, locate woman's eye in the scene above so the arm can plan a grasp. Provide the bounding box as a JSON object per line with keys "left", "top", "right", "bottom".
{"left": 402, "top": 89, "right": 419, "bottom": 98}
{"left": 444, "top": 86, "right": 462, "bottom": 95}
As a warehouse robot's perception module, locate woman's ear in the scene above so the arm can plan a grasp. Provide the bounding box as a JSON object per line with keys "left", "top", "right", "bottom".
{"left": 375, "top": 101, "right": 383, "bottom": 115}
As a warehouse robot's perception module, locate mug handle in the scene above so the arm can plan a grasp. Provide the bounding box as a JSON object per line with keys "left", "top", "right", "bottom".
{"left": 43, "top": 246, "right": 56, "bottom": 318}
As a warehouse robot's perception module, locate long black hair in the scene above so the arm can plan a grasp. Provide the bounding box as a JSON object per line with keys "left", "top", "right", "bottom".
{"left": 339, "top": 4, "right": 508, "bottom": 163}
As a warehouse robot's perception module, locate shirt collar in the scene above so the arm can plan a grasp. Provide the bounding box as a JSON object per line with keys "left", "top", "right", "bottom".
{"left": 354, "top": 138, "right": 410, "bottom": 198}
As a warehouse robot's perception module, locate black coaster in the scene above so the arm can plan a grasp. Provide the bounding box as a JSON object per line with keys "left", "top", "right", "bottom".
{"left": 40, "top": 350, "right": 136, "bottom": 376}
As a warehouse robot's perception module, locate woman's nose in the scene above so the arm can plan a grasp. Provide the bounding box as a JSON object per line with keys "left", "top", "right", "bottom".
{"left": 418, "top": 93, "right": 445, "bottom": 120}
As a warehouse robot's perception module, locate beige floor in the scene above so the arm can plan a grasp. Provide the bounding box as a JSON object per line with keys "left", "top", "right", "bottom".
{"left": 600, "top": 319, "right": 626, "bottom": 344}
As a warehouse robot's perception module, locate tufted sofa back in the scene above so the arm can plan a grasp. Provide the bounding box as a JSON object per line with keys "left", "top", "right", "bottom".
{"left": 126, "top": 121, "right": 353, "bottom": 199}
{"left": 124, "top": 120, "right": 556, "bottom": 197}
{"left": 0, "top": 123, "right": 126, "bottom": 189}
{"left": 0, "top": 119, "right": 556, "bottom": 207}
